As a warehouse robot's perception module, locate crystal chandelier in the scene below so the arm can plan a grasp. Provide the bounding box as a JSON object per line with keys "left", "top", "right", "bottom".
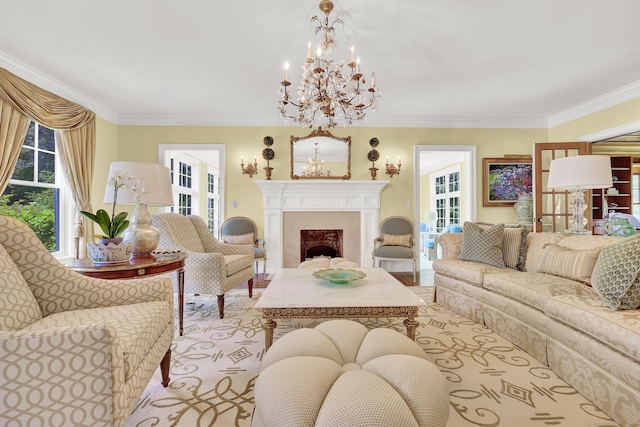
{"left": 302, "top": 142, "right": 331, "bottom": 177}
{"left": 278, "top": 0, "right": 380, "bottom": 129}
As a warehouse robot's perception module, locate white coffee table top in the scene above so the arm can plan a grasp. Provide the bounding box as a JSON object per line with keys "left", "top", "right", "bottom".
{"left": 254, "top": 268, "right": 426, "bottom": 309}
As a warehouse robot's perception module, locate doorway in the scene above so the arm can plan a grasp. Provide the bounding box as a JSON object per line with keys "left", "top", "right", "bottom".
{"left": 414, "top": 145, "right": 476, "bottom": 271}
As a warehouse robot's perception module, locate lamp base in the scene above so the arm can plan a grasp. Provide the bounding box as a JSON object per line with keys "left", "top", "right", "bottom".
{"left": 123, "top": 203, "right": 161, "bottom": 257}
{"left": 568, "top": 189, "right": 589, "bottom": 234}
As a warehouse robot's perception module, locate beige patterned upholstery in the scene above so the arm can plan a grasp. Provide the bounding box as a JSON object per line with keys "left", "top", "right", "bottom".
{"left": 152, "top": 213, "right": 254, "bottom": 318}
{"left": 0, "top": 215, "right": 174, "bottom": 427}
{"left": 372, "top": 216, "right": 416, "bottom": 283}
{"left": 253, "top": 320, "right": 450, "bottom": 427}
{"left": 433, "top": 230, "right": 640, "bottom": 425}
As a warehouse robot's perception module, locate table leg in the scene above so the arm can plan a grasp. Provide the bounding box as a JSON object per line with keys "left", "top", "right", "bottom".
{"left": 178, "top": 267, "right": 185, "bottom": 336}
{"left": 403, "top": 318, "right": 419, "bottom": 340}
{"left": 262, "top": 318, "right": 277, "bottom": 351}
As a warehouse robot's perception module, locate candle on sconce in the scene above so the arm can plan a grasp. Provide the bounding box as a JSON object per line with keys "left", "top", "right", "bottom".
{"left": 241, "top": 155, "right": 244, "bottom": 163}
{"left": 284, "top": 62, "right": 289, "bottom": 81}
{"left": 316, "top": 47, "right": 322, "bottom": 68}
{"left": 307, "top": 42, "right": 312, "bottom": 60}
{"left": 350, "top": 46, "right": 354, "bottom": 63}
{"left": 371, "top": 72, "right": 375, "bottom": 88}
{"left": 254, "top": 155, "right": 257, "bottom": 163}
{"left": 356, "top": 57, "right": 360, "bottom": 74}
{"left": 398, "top": 156, "right": 402, "bottom": 165}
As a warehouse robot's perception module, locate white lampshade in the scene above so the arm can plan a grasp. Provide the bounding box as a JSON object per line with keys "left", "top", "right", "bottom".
{"left": 547, "top": 155, "right": 613, "bottom": 190}
{"left": 425, "top": 211, "right": 437, "bottom": 222}
{"left": 104, "top": 161, "right": 173, "bottom": 206}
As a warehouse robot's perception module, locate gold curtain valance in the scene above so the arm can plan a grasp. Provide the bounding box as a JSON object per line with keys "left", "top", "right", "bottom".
{"left": 0, "top": 67, "right": 94, "bottom": 129}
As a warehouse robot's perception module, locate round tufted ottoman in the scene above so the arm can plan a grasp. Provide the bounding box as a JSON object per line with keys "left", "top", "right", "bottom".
{"left": 252, "top": 319, "right": 449, "bottom": 427}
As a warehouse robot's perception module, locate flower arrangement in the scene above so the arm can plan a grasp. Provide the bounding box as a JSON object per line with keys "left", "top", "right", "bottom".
{"left": 82, "top": 171, "right": 145, "bottom": 240}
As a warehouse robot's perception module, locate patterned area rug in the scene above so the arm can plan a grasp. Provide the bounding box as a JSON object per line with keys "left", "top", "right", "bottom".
{"left": 125, "top": 287, "right": 619, "bottom": 427}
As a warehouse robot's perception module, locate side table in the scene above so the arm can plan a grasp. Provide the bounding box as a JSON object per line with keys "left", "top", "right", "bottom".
{"left": 68, "top": 252, "right": 187, "bottom": 336}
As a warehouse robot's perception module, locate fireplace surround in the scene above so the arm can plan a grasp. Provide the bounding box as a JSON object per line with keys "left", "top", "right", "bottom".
{"left": 254, "top": 180, "right": 389, "bottom": 273}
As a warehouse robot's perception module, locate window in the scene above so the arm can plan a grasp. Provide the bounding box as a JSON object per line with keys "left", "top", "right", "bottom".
{"left": 431, "top": 166, "right": 462, "bottom": 231}
{"left": 207, "top": 170, "right": 220, "bottom": 237}
{"left": 169, "top": 157, "right": 198, "bottom": 216}
{"left": 1, "top": 122, "right": 71, "bottom": 254}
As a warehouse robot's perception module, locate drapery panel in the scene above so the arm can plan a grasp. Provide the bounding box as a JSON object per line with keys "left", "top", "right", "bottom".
{"left": 0, "top": 100, "right": 30, "bottom": 193}
{"left": 0, "top": 67, "right": 96, "bottom": 258}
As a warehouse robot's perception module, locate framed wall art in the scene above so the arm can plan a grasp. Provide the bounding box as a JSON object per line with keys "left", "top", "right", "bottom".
{"left": 482, "top": 157, "right": 533, "bottom": 207}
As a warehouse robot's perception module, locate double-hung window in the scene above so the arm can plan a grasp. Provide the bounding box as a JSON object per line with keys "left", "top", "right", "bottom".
{"left": 432, "top": 166, "right": 462, "bottom": 231}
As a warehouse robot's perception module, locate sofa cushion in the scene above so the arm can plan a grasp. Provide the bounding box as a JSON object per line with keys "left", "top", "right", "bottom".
{"left": 0, "top": 243, "right": 42, "bottom": 331}
{"left": 483, "top": 271, "right": 595, "bottom": 311}
{"left": 545, "top": 293, "right": 640, "bottom": 363}
{"left": 433, "top": 258, "right": 509, "bottom": 287}
{"left": 475, "top": 222, "right": 528, "bottom": 270}
{"left": 538, "top": 244, "right": 601, "bottom": 285}
{"left": 381, "top": 233, "right": 412, "bottom": 248}
{"left": 224, "top": 254, "right": 253, "bottom": 276}
{"left": 224, "top": 232, "right": 254, "bottom": 245}
{"left": 591, "top": 235, "right": 640, "bottom": 310}
{"left": 458, "top": 222, "right": 505, "bottom": 268}
{"left": 523, "top": 233, "right": 566, "bottom": 273}
{"left": 23, "top": 301, "right": 172, "bottom": 380}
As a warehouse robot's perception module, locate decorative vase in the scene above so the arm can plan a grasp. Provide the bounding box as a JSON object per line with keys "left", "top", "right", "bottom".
{"left": 514, "top": 193, "right": 534, "bottom": 231}
{"left": 87, "top": 237, "right": 132, "bottom": 265}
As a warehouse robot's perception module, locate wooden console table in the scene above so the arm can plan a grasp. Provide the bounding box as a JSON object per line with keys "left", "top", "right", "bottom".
{"left": 68, "top": 252, "right": 187, "bottom": 336}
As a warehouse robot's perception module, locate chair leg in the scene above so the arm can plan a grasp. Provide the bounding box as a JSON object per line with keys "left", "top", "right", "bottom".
{"left": 248, "top": 278, "right": 253, "bottom": 298}
{"left": 217, "top": 294, "right": 225, "bottom": 319}
{"left": 160, "top": 349, "right": 171, "bottom": 387}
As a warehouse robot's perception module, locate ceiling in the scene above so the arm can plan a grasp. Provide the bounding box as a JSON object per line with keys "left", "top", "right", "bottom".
{"left": 2, "top": 0, "right": 640, "bottom": 128}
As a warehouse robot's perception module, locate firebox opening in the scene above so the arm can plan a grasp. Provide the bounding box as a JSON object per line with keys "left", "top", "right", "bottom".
{"left": 300, "top": 229, "right": 343, "bottom": 262}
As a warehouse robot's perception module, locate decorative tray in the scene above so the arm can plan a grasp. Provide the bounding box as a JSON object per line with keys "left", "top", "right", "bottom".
{"left": 312, "top": 268, "right": 367, "bottom": 284}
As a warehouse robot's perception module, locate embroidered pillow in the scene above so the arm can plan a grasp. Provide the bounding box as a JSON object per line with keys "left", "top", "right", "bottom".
{"left": 474, "top": 222, "right": 527, "bottom": 270}
{"left": 591, "top": 235, "right": 640, "bottom": 310}
{"left": 458, "top": 222, "right": 505, "bottom": 268}
{"left": 381, "top": 233, "right": 412, "bottom": 248}
{"left": 225, "top": 233, "right": 255, "bottom": 245}
{"left": 538, "top": 244, "right": 601, "bottom": 285}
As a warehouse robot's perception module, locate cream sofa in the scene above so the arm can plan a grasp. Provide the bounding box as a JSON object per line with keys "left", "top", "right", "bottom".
{"left": 0, "top": 216, "right": 175, "bottom": 427}
{"left": 433, "top": 230, "right": 640, "bottom": 426}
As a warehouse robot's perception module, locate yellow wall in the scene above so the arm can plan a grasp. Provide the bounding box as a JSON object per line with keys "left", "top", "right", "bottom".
{"left": 549, "top": 97, "right": 640, "bottom": 141}
{"left": 88, "top": 125, "right": 548, "bottom": 234}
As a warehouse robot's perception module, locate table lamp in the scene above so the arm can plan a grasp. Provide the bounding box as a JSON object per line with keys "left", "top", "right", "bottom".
{"left": 546, "top": 155, "right": 612, "bottom": 234}
{"left": 104, "top": 161, "right": 174, "bottom": 259}
{"left": 424, "top": 211, "right": 437, "bottom": 233}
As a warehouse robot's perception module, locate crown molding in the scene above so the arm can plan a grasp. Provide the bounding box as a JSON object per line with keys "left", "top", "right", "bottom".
{"left": 549, "top": 80, "right": 640, "bottom": 128}
{"left": 0, "top": 52, "right": 120, "bottom": 124}
{"left": 578, "top": 120, "right": 640, "bottom": 142}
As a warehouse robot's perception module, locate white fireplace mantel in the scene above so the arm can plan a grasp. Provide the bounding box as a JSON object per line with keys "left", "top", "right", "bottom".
{"left": 254, "top": 180, "right": 389, "bottom": 273}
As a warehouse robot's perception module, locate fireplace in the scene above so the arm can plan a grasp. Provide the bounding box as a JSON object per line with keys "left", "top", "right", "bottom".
{"left": 254, "top": 180, "right": 389, "bottom": 273}
{"left": 300, "top": 229, "right": 343, "bottom": 262}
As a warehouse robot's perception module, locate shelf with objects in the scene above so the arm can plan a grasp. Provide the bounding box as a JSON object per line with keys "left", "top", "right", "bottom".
{"left": 592, "top": 156, "right": 633, "bottom": 235}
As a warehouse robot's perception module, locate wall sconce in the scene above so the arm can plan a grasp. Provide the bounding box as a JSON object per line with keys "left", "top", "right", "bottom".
{"left": 241, "top": 155, "right": 258, "bottom": 178}
{"left": 368, "top": 137, "right": 380, "bottom": 180}
{"left": 385, "top": 156, "right": 401, "bottom": 178}
{"left": 262, "top": 136, "right": 275, "bottom": 180}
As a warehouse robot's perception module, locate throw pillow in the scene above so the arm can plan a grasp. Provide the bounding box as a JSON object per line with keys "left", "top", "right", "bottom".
{"left": 591, "top": 234, "right": 640, "bottom": 310}
{"left": 474, "top": 222, "right": 528, "bottom": 270}
{"left": 0, "top": 243, "right": 43, "bottom": 330}
{"left": 538, "top": 244, "right": 601, "bottom": 285}
{"left": 458, "top": 222, "right": 505, "bottom": 268}
{"left": 381, "top": 233, "right": 412, "bottom": 248}
{"left": 225, "top": 232, "right": 255, "bottom": 245}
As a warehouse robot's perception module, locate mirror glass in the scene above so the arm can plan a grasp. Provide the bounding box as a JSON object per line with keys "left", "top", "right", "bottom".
{"left": 291, "top": 128, "right": 351, "bottom": 179}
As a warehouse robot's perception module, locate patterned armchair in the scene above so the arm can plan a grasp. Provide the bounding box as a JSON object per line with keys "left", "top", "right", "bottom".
{"left": 221, "top": 216, "right": 266, "bottom": 280}
{"left": 372, "top": 216, "right": 417, "bottom": 283}
{"left": 152, "top": 213, "right": 254, "bottom": 318}
{"left": 0, "top": 216, "right": 174, "bottom": 427}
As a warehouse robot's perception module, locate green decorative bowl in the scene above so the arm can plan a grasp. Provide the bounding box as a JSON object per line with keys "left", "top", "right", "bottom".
{"left": 312, "top": 268, "right": 366, "bottom": 284}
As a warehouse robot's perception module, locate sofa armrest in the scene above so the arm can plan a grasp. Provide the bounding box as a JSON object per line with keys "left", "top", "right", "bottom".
{"left": 438, "top": 233, "right": 464, "bottom": 259}
{"left": 37, "top": 271, "right": 174, "bottom": 317}
{"left": 0, "top": 324, "right": 118, "bottom": 425}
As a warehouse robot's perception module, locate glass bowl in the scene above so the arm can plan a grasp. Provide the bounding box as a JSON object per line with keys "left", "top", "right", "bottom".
{"left": 312, "top": 268, "right": 367, "bottom": 284}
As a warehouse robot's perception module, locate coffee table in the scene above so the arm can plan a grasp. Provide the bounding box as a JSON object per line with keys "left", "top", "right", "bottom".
{"left": 254, "top": 267, "right": 427, "bottom": 350}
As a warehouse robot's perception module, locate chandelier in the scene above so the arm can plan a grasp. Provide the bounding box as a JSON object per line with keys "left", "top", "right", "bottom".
{"left": 302, "top": 142, "right": 331, "bottom": 177}
{"left": 278, "top": 0, "right": 380, "bottom": 129}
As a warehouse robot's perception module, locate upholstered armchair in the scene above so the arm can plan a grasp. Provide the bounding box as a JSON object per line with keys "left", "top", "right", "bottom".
{"left": 0, "top": 216, "right": 174, "bottom": 427}
{"left": 221, "top": 216, "right": 266, "bottom": 279}
{"left": 152, "top": 213, "right": 254, "bottom": 318}
{"left": 372, "top": 216, "right": 417, "bottom": 283}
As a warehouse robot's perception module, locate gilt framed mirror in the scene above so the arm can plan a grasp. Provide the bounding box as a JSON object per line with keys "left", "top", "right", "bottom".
{"left": 290, "top": 127, "right": 351, "bottom": 180}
